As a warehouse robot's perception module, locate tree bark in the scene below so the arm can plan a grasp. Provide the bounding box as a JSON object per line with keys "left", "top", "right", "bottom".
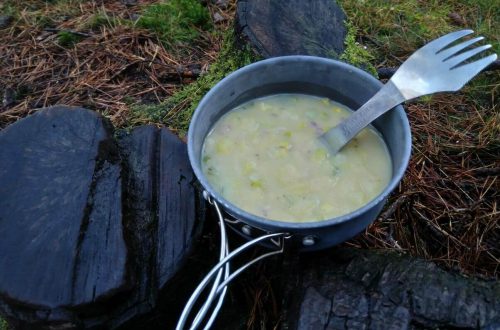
{"left": 236, "top": 0, "right": 347, "bottom": 58}
{"left": 281, "top": 248, "right": 500, "bottom": 330}
{"left": 0, "top": 107, "right": 206, "bottom": 329}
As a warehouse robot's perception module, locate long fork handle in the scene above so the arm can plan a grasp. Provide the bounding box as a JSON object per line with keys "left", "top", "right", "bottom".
{"left": 321, "top": 80, "right": 406, "bottom": 154}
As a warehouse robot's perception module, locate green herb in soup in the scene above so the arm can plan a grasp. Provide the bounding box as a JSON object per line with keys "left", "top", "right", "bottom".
{"left": 201, "top": 94, "right": 392, "bottom": 222}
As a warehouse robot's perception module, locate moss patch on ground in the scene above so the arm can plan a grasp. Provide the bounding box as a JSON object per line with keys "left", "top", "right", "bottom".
{"left": 57, "top": 30, "right": 83, "bottom": 47}
{"left": 339, "top": 21, "right": 377, "bottom": 76}
{"left": 1, "top": 0, "right": 85, "bottom": 28}
{"left": 337, "top": 0, "right": 499, "bottom": 105}
{"left": 0, "top": 318, "right": 7, "bottom": 330}
{"left": 129, "top": 29, "right": 257, "bottom": 135}
{"left": 0, "top": 0, "right": 219, "bottom": 129}
{"left": 136, "top": 0, "right": 211, "bottom": 49}
{"left": 338, "top": 0, "right": 499, "bottom": 56}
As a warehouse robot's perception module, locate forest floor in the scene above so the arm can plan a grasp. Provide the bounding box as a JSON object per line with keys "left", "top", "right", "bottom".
{"left": 0, "top": 0, "right": 498, "bottom": 328}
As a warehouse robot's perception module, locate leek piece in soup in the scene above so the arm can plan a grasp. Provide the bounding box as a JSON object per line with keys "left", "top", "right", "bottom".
{"left": 201, "top": 94, "right": 392, "bottom": 222}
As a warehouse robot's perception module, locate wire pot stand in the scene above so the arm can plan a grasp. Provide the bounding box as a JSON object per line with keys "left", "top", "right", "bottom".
{"left": 176, "top": 192, "right": 288, "bottom": 330}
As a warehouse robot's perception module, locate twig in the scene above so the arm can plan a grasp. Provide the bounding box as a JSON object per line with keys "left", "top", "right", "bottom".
{"left": 378, "top": 194, "right": 410, "bottom": 222}
{"left": 472, "top": 167, "right": 500, "bottom": 177}
{"left": 43, "top": 28, "right": 92, "bottom": 38}
{"left": 362, "top": 35, "right": 404, "bottom": 64}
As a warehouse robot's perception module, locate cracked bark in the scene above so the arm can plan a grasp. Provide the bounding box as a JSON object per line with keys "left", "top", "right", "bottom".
{"left": 236, "top": 0, "right": 346, "bottom": 58}
{"left": 0, "top": 108, "right": 206, "bottom": 329}
{"left": 281, "top": 248, "right": 500, "bottom": 330}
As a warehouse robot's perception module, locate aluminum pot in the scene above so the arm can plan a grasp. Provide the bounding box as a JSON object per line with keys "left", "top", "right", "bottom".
{"left": 188, "top": 55, "right": 411, "bottom": 251}
{"left": 179, "top": 56, "right": 412, "bottom": 329}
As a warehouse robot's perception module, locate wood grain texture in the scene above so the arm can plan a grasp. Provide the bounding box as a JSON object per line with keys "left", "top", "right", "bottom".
{"left": 156, "top": 128, "right": 202, "bottom": 287}
{"left": 115, "top": 126, "right": 205, "bottom": 325}
{"left": 236, "top": 0, "right": 346, "bottom": 58}
{"left": 0, "top": 108, "right": 205, "bottom": 329}
{"left": 0, "top": 106, "right": 128, "bottom": 314}
{"left": 281, "top": 248, "right": 500, "bottom": 330}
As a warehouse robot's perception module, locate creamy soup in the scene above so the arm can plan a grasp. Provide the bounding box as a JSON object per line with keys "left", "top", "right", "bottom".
{"left": 201, "top": 94, "right": 392, "bottom": 222}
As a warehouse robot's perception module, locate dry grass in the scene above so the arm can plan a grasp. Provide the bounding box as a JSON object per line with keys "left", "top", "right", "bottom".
{"left": 347, "top": 93, "right": 499, "bottom": 277}
{"left": 337, "top": 0, "right": 499, "bottom": 279}
{"left": 0, "top": 0, "right": 232, "bottom": 129}
{"left": 1, "top": 25, "right": 174, "bottom": 126}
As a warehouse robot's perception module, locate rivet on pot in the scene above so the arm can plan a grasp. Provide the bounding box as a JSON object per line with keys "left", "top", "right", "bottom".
{"left": 302, "top": 235, "right": 317, "bottom": 246}
{"left": 241, "top": 225, "right": 252, "bottom": 236}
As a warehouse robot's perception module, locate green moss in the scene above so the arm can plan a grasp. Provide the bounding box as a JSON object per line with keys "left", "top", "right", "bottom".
{"left": 136, "top": 0, "right": 211, "bottom": 48}
{"left": 337, "top": 0, "right": 499, "bottom": 104}
{"left": 418, "top": 95, "right": 434, "bottom": 104}
{"left": 338, "top": 0, "right": 454, "bottom": 58}
{"left": 338, "top": 0, "right": 499, "bottom": 58}
{"left": 463, "top": 72, "right": 499, "bottom": 109}
{"left": 85, "top": 10, "right": 123, "bottom": 30}
{"left": 0, "top": 318, "right": 8, "bottom": 330}
{"left": 130, "top": 29, "right": 257, "bottom": 134}
{"left": 57, "top": 31, "right": 82, "bottom": 47}
{"left": 339, "top": 21, "right": 377, "bottom": 76}
{"left": 0, "top": 3, "right": 17, "bottom": 17}
{"left": 1, "top": 0, "right": 84, "bottom": 27}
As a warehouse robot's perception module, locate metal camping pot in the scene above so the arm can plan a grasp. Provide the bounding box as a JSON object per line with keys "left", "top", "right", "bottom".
{"left": 179, "top": 56, "right": 412, "bottom": 329}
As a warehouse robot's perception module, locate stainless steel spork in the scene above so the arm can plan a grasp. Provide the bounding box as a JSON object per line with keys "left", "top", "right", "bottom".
{"left": 321, "top": 30, "right": 497, "bottom": 154}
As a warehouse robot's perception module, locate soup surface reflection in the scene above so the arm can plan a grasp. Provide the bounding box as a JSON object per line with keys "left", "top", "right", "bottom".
{"left": 201, "top": 94, "right": 392, "bottom": 222}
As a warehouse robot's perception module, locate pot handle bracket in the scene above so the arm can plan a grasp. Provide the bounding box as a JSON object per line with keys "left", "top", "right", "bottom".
{"left": 176, "top": 192, "right": 289, "bottom": 330}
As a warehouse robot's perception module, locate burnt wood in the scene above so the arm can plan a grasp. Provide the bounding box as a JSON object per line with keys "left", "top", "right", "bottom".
{"left": 236, "top": 0, "right": 347, "bottom": 58}
{"left": 281, "top": 248, "right": 500, "bottom": 330}
{"left": 232, "top": 4, "right": 500, "bottom": 329}
{"left": 0, "top": 106, "right": 128, "bottom": 313}
{"left": 0, "top": 107, "right": 205, "bottom": 329}
{"left": 113, "top": 125, "right": 206, "bottom": 328}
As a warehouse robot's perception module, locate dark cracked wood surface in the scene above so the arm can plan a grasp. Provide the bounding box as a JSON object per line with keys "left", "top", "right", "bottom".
{"left": 1, "top": 108, "right": 499, "bottom": 330}
{"left": 0, "top": 107, "right": 206, "bottom": 329}
{"left": 0, "top": 106, "right": 128, "bottom": 311}
{"left": 113, "top": 125, "right": 206, "bottom": 328}
{"left": 281, "top": 248, "right": 500, "bottom": 330}
{"left": 236, "top": 0, "right": 346, "bottom": 58}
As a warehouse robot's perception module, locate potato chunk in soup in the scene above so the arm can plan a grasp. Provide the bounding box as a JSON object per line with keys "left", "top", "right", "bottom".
{"left": 201, "top": 94, "right": 391, "bottom": 222}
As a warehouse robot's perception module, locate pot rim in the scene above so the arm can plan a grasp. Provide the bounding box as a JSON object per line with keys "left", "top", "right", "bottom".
{"left": 188, "top": 55, "right": 412, "bottom": 231}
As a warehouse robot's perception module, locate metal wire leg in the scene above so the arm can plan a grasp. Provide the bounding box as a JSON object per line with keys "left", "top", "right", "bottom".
{"left": 189, "top": 199, "right": 230, "bottom": 330}
{"left": 176, "top": 196, "right": 287, "bottom": 330}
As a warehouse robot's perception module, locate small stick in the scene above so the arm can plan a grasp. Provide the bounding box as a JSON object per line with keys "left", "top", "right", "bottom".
{"left": 378, "top": 194, "right": 409, "bottom": 222}
{"left": 43, "top": 28, "right": 92, "bottom": 38}
{"left": 472, "top": 167, "right": 500, "bottom": 177}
